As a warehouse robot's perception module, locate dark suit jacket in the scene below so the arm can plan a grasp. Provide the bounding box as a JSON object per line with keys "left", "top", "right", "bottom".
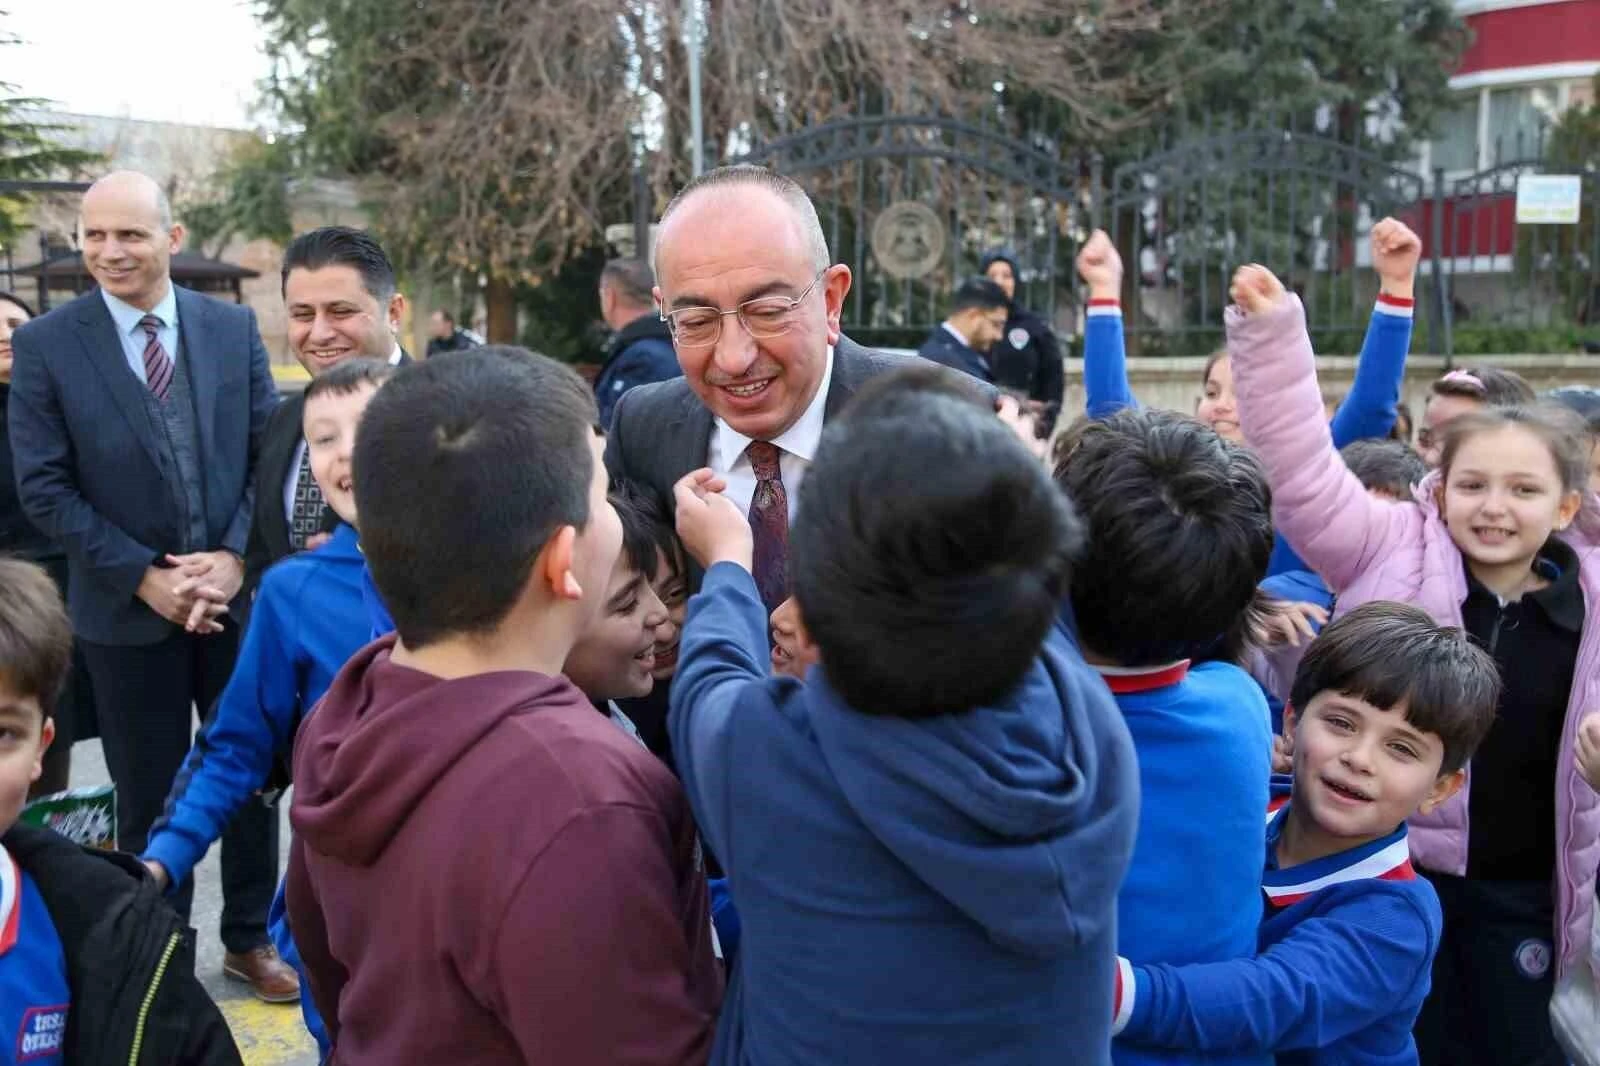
{"left": 604, "top": 337, "right": 983, "bottom": 587}
{"left": 7, "top": 286, "right": 279, "bottom": 645}
{"left": 241, "top": 350, "right": 412, "bottom": 604}
{"left": 916, "top": 325, "right": 995, "bottom": 384}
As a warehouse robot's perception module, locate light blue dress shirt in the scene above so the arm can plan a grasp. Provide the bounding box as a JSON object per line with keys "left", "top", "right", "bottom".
{"left": 100, "top": 284, "right": 179, "bottom": 386}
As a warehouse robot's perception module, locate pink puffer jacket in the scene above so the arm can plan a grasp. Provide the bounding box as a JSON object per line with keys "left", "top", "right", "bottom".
{"left": 1229, "top": 295, "right": 1600, "bottom": 982}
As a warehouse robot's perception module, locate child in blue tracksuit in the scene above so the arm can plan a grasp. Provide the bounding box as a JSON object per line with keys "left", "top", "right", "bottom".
{"left": 1056, "top": 405, "right": 1275, "bottom": 1066}
{"left": 1112, "top": 602, "right": 1500, "bottom": 1065}
{"left": 669, "top": 367, "right": 1138, "bottom": 1066}
{"left": 1075, "top": 220, "right": 1417, "bottom": 580}
{"left": 142, "top": 358, "right": 397, "bottom": 1051}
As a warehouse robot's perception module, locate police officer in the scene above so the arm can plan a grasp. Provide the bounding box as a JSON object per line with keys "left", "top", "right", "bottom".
{"left": 980, "top": 248, "right": 1064, "bottom": 432}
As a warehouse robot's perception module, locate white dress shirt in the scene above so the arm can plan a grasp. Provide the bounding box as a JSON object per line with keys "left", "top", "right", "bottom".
{"left": 283, "top": 344, "right": 406, "bottom": 523}
{"left": 101, "top": 285, "right": 180, "bottom": 385}
{"left": 707, "top": 346, "right": 835, "bottom": 521}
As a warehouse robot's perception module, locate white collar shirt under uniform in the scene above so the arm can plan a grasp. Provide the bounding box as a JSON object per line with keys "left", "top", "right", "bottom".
{"left": 707, "top": 345, "right": 834, "bottom": 522}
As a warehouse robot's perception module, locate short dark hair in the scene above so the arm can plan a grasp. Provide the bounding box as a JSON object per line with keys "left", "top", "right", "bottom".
{"left": 1340, "top": 438, "right": 1427, "bottom": 499}
{"left": 1055, "top": 408, "right": 1274, "bottom": 665}
{"left": 302, "top": 357, "right": 395, "bottom": 406}
{"left": 610, "top": 480, "right": 683, "bottom": 586}
{"left": 600, "top": 259, "right": 656, "bottom": 308}
{"left": 949, "top": 276, "right": 1009, "bottom": 315}
{"left": 1290, "top": 601, "right": 1499, "bottom": 775}
{"left": 1431, "top": 365, "right": 1535, "bottom": 407}
{"left": 1440, "top": 403, "right": 1592, "bottom": 495}
{"left": 791, "top": 367, "right": 1081, "bottom": 718}
{"left": 281, "top": 226, "right": 397, "bottom": 303}
{"left": 0, "top": 558, "right": 72, "bottom": 720}
{"left": 433, "top": 308, "right": 455, "bottom": 326}
{"left": 353, "top": 346, "right": 599, "bottom": 648}
{"left": 0, "top": 291, "right": 37, "bottom": 319}
{"left": 1545, "top": 387, "right": 1600, "bottom": 435}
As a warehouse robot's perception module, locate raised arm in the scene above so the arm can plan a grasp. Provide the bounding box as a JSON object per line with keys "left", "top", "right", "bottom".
{"left": 1078, "top": 230, "right": 1135, "bottom": 418}
{"left": 1228, "top": 270, "right": 1408, "bottom": 595}
{"left": 1328, "top": 219, "right": 1419, "bottom": 448}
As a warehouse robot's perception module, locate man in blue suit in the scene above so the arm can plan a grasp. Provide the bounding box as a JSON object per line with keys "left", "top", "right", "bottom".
{"left": 915, "top": 276, "right": 1008, "bottom": 384}
{"left": 6, "top": 170, "right": 295, "bottom": 1000}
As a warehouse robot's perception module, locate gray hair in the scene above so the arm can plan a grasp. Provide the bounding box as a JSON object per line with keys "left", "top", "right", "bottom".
{"left": 653, "top": 165, "right": 831, "bottom": 278}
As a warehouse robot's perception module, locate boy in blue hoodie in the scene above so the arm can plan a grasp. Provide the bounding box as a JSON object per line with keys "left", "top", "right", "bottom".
{"left": 669, "top": 365, "right": 1139, "bottom": 1066}
{"left": 1055, "top": 406, "right": 1276, "bottom": 1066}
{"left": 141, "top": 358, "right": 395, "bottom": 998}
{"left": 1112, "top": 602, "right": 1499, "bottom": 1065}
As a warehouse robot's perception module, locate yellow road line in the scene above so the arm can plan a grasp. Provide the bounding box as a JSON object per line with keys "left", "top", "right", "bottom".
{"left": 219, "top": 997, "right": 318, "bottom": 1066}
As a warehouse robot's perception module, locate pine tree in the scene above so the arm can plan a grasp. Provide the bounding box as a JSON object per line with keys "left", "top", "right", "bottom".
{"left": 0, "top": 17, "right": 102, "bottom": 246}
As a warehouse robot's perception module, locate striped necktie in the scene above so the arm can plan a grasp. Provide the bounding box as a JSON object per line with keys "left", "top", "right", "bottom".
{"left": 138, "top": 314, "right": 173, "bottom": 401}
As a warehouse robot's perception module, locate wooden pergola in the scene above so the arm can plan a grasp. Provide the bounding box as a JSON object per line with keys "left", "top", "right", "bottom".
{"left": 12, "top": 250, "right": 261, "bottom": 310}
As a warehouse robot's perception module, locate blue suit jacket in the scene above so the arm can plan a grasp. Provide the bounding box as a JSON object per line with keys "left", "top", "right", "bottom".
{"left": 6, "top": 286, "right": 279, "bottom": 645}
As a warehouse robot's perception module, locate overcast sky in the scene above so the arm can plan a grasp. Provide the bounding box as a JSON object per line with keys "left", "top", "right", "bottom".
{"left": 4, "top": 0, "right": 271, "bottom": 129}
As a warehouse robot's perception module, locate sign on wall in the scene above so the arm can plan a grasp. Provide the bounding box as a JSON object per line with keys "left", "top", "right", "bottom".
{"left": 1515, "top": 175, "right": 1583, "bottom": 225}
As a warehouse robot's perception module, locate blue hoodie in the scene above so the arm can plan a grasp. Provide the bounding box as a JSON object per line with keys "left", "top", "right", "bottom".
{"left": 144, "top": 523, "right": 369, "bottom": 889}
{"left": 672, "top": 562, "right": 1140, "bottom": 1066}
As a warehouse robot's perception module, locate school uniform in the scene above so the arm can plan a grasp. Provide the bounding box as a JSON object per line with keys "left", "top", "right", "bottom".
{"left": 2, "top": 827, "right": 241, "bottom": 1064}
{"left": 1115, "top": 779, "right": 1442, "bottom": 1065}
{"left": 1097, "top": 658, "right": 1274, "bottom": 1066}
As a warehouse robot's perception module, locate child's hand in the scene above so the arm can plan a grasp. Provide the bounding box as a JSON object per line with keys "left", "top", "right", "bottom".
{"left": 1370, "top": 217, "right": 1420, "bottom": 300}
{"left": 673, "top": 468, "right": 755, "bottom": 573}
{"left": 1229, "top": 264, "right": 1287, "bottom": 316}
{"left": 1272, "top": 733, "right": 1294, "bottom": 775}
{"left": 1576, "top": 714, "right": 1600, "bottom": 792}
{"left": 1252, "top": 599, "right": 1329, "bottom": 648}
{"left": 1076, "top": 229, "right": 1122, "bottom": 299}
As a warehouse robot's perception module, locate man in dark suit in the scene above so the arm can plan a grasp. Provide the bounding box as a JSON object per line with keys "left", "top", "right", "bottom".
{"left": 6, "top": 171, "right": 293, "bottom": 999}
{"left": 606, "top": 165, "right": 986, "bottom": 610}
{"left": 242, "top": 227, "right": 411, "bottom": 603}
{"left": 916, "top": 276, "right": 1009, "bottom": 384}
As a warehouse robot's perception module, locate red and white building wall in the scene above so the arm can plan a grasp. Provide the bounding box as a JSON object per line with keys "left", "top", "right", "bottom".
{"left": 1410, "top": 0, "right": 1600, "bottom": 274}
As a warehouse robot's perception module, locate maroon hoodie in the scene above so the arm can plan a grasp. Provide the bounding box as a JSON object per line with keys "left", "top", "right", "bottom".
{"left": 285, "top": 635, "right": 723, "bottom": 1065}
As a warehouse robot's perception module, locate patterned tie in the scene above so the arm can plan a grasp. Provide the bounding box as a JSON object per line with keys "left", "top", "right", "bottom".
{"left": 289, "top": 444, "right": 328, "bottom": 551}
{"left": 138, "top": 314, "right": 173, "bottom": 402}
{"left": 746, "top": 441, "right": 789, "bottom": 616}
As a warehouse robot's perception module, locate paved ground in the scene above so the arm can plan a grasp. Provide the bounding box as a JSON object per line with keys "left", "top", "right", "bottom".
{"left": 69, "top": 740, "right": 319, "bottom": 1066}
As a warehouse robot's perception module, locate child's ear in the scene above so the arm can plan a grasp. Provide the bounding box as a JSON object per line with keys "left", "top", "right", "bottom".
{"left": 1418, "top": 767, "right": 1466, "bottom": 816}
{"left": 1556, "top": 488, "right": 1582, "bottom": 532}
{"left": 536, "top": 526, "right": 584, "bottom": 602}
{"left": 30, "top": 717, "right": 56, "bottom": 783}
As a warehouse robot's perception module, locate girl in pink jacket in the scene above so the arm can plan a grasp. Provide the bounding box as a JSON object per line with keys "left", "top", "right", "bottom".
{"left": 1226, "top": 264, "right": 1600, "bottom": 1066}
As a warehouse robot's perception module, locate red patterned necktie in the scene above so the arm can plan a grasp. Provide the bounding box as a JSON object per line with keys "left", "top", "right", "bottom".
{"left": 745, "top": 441, "right": 789, "bottom": 616}
{"left": 138, "top": 314, "right": 173, "bottom": 401}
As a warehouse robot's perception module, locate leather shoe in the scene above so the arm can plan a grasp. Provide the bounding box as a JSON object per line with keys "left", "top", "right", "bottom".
{"left": 223, "top": 944, "right": 300, "bottom": 1003}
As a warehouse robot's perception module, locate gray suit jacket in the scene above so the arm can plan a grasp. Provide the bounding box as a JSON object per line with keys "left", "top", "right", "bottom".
{"left": 603, "top": 336, "right": 985, "bottom": 586}
{"left": 7, "top": 286, "right": 279, "bottom": 645}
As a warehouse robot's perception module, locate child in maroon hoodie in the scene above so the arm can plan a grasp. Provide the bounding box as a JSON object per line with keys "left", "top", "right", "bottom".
{"left": 284, "top": 348, "right": 723, "bottom": 1065}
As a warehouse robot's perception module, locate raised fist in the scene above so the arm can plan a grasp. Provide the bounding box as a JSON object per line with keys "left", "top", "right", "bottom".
{"left": 1370, "top": 217, "right": 1421, "bottom": 297}
{"left": 1229, "top": 264, "right": 1287, "bottom": 316}
{"left": 1076, "top": 229, "right": 1123, "bottom": 297}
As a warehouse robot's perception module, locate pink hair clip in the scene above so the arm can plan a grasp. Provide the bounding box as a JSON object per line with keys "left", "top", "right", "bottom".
{"left": 1438, "top": 369, "right": 1485, "bottom": 391}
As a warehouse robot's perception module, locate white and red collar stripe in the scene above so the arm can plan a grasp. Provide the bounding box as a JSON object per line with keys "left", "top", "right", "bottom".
{"left": 1262, "top": 810, "right": 1414, "bottom": 908}
{"left": 1095, "top": 660, "right": 1190, "bottom": 695}
{"left": 1375, "top": 293, "right": 1414, "bottom": 318}
{"left": 0, "top": 844, "right": 19, "bottom": 956}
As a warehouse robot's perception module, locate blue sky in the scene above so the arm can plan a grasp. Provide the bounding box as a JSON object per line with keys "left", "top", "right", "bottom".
{"left": 4, "top": 0, "right": 270, "bottom": 129}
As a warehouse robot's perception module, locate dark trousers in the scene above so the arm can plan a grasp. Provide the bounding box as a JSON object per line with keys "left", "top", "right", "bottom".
{"left": 1414, "top": 870, "right": 1565, "bottom": 1066}
{"left": 80, "top": 621, "right": 278, "bottom": 954}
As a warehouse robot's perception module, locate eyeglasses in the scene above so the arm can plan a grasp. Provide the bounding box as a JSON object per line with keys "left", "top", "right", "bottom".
{"left": 660, "top": 269, "right": 828, "bottom": 348}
